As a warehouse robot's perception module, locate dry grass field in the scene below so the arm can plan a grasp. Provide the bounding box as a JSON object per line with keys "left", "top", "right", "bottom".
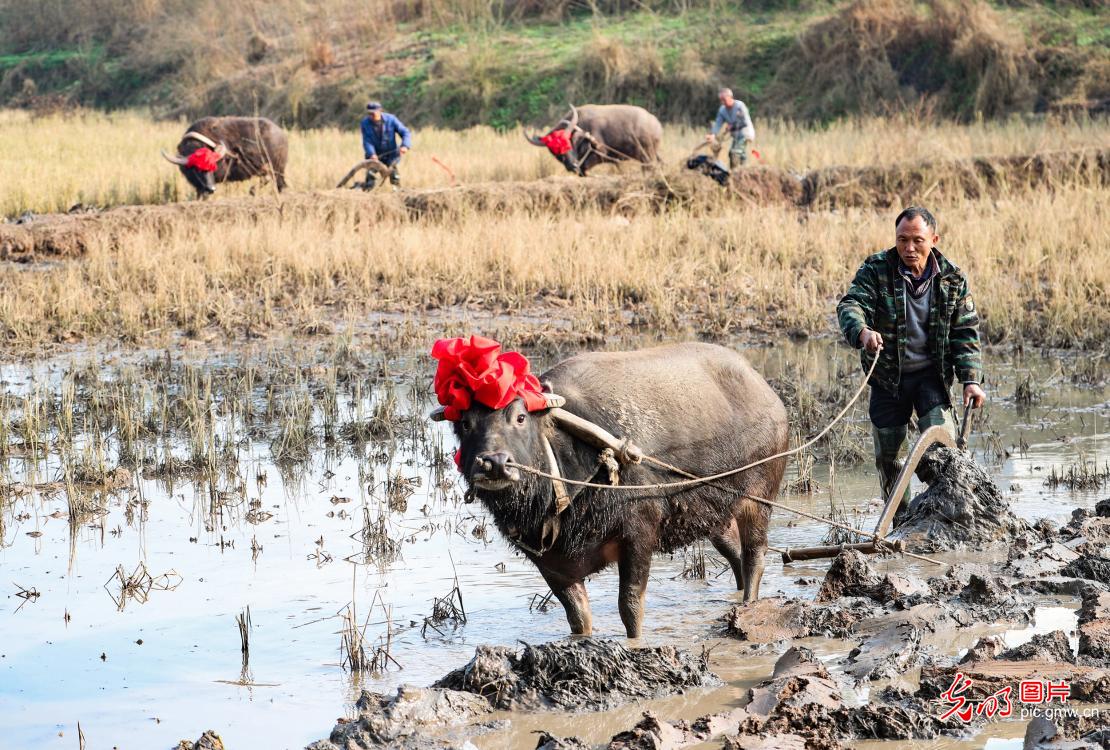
{"left": 1, "top": 109, "right": 1108, "bottom": 353}
{"left": 3, "top": 109, "right": 1108, "bottom": 216}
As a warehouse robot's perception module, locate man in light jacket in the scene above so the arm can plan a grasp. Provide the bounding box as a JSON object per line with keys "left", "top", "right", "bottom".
{"left": 706, "top": 88, "right": 755, "bottom": 170}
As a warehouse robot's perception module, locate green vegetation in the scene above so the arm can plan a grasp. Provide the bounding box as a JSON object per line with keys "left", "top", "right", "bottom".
{"left": 0, "top": 0, "right": 1106, "bottom": 128}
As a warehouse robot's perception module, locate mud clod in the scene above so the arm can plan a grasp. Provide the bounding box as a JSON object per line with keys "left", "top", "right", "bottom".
{"left": 1061, "top": 556, "right": 1110, "bottom": 586}
{"left": 310, "top": 687, "right": 494, "bottom": 750}
{"left": 889, "top": 447, "right": 1030, "bottom": 551}
{"left": 1023, "top": 715, "right": 1110, "bottom": 749}
{"left": 1006, "top": 542, "right": 1082, "bottom": 578}
{"left": 744, "top": 647, "right": 841, "bottom": 718}
{"left": 722, "top": 597, "right": 815, "bottom": 642}
{"left": 844, "top": 622, "right": 930, "bottom": 682}
{"left": 727, "top": 651, "right": 961, "bottom": 747}
{"left": 175, "top": 731, "right": 224, "bottom": 750}
{"left": 999, "top": 630, "right": 1075, "bottom": 664}
{"left": 813, "top": 550, "right": 929, "bottom": 606}
{"left": 1078, "top": 589, "right": 1110, "bottom": 663}
{"left": 434, "top": 639, "right": 720, "bottom": 711}
{"left": 960, "top": 636, "right": 1006, "bottom": 664}
{"left": 606, "top": 711, "right": 694, "bottom": 750}
{"left": 534, "top": 732, "right": 591, "bottom": 750}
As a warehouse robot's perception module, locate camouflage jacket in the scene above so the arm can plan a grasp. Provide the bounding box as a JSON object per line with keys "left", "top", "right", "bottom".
{"left": 837, "top": 247, "right": 983, "bottom": 396}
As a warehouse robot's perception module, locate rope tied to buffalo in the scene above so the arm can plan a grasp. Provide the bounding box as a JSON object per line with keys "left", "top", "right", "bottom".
{"left": 504, "top": 352, "right": 946, "bottom": 567}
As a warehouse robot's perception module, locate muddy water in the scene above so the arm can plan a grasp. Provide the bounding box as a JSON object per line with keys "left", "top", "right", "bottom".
{"left": 0, "top": 339, "right": 1107, "bottom": 749}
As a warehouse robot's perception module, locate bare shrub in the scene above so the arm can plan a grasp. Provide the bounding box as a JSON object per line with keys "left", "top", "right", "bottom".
{"left": 767, "top": 0, "right": 1037, "bottom": 121}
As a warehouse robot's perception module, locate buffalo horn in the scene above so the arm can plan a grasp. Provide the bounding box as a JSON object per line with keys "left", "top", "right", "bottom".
{"left": 428, "top": 406, "right": 447, "bottom": 421}
{"left": 565, "top": 104, "right": 579, "bottom": 132}
{"left": 524, "top": 130, "right": 546, "bottom": 147}
{"left": 160, "top": 149, "right": 188, "bottom": 166}
{"left": 182, "top": 131, "right": 220, "bottom": 149}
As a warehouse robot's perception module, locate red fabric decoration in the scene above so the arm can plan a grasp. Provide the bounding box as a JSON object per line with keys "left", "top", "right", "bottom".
{"left": 539, "top": 130, "right": 573, "bottom": 156}
{"left": 185, "top": 147, "right": 221, "bottom": 172}
{"left": 431, "top": 336, "right": 547, "bottom": 421}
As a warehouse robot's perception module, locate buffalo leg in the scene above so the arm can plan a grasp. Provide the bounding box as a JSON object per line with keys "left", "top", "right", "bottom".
{"left": 710, "top": 519, "right": 745, "bottom": 592}
{"left": 618, "top": 543, "right": 652, "bottom": 638}
{"left": 539, "top": 569, "right": 592, "bottom": 636}
{"left": 736, "top": 496, "right": 770, "bottom": 602}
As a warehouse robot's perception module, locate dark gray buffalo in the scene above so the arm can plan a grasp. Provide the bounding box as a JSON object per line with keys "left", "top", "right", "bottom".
{"left": 162, "top": 116, "right": 288, "bottom": 197}
{"left": 525, "top": 104, "right": 663, "bottom": 176}
{"left": 447, "top": 343, "right": 788, "bottom": 638}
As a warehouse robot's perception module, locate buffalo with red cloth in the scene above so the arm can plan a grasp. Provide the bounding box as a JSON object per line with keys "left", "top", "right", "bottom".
{"left": 161, "top": 116, "right": 288, "bottom": 198}
{"left": 429, "top": 336, "right": 789, "bottom": 638}
{"left": 524, "top": 104, "right": 664, "bottom": 177}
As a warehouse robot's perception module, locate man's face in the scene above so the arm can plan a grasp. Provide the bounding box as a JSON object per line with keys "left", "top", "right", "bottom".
{"left": 719, "top": 93, "right": 733, "bottom": 107}
{"left": 370, "top": 110, "right": 382, "bottom": 122}
{"left": 895, "top": 216, "right": 939, "bottom": 273}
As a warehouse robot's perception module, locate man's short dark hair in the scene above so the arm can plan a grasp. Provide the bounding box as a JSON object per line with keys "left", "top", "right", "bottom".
{"left": 895, "top": 206, "right": 937, "bottom": 232}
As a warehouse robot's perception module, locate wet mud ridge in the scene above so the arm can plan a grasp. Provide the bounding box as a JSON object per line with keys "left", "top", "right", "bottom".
{"left": 308, "top": 640, "right": 718, "bottom": 749}
{"left": 433, "top": 639, "right": 719, "bottom": 710}
{"left": 2, "top": 148, "right": 1106, "bottom": 262}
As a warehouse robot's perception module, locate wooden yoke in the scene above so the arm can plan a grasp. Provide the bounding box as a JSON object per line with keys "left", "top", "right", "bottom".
{"left": 548, "top": 408, "right": 643, "bottom": 465}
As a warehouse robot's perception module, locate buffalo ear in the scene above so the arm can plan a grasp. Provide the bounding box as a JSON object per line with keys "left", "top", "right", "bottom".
{"left": 429, "top": 406, "right": 447, "bottom": 422}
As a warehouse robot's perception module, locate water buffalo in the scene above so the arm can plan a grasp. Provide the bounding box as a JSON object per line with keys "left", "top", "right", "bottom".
{"left": 161, "top": 116, "right": 288, "bottom": 197}
{"left": 525, "top": 104, "right": 663, "bottom": 176}
{"left": 434, "top": 341, "right": 788, "bottom": 638}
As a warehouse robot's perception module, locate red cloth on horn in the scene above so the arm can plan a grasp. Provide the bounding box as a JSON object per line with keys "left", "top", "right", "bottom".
{"left": 185, "top": 147, "right": 221, "bottom": 172}
{"left": 539, "top": 130, "right": 573, "bottom": 156}
{"left": 431, "top": 336, "right": 547, "bottom": 421}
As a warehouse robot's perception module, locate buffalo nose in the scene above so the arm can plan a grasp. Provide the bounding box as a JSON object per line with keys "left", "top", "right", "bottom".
{"left": 477, "top": 451, "right": 512, "bottom": 479}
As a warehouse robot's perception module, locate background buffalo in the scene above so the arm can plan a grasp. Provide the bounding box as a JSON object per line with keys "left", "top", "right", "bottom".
{"left": 526, "top": 104, "right": 663, "bottom": 176}
{"left": 162, "top": 116, "right": 288, "bottom": 197}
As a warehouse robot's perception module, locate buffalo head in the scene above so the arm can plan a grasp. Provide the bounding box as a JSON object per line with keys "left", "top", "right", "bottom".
{"left": 525, "top": 105, "right": 582, "bottom": 175}
{"left": 448, "top": 398, "right": 545, "bottom": 491}
{"left": 162, "top": 132, "right": 228, "bottom": 195}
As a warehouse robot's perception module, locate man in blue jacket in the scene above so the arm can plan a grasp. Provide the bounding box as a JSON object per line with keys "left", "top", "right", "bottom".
{"left": 360, "top": 101, "right": 412, "bottom": 189}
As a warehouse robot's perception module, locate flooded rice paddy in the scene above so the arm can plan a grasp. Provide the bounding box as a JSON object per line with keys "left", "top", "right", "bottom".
{"left": 1, "top": 334, "right": 1107, "bottom": 749}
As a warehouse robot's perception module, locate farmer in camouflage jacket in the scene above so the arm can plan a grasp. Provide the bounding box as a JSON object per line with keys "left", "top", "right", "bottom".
{"left": 837, "top": 206, "right": 986, "bottom": 508}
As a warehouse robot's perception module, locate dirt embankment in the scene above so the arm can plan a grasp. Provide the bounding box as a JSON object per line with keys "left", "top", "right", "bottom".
{"left": 2, "top": 147, "right": 1106, "bottom": 263}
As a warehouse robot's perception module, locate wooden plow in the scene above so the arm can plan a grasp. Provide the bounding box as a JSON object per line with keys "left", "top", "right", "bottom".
{"left": 336, "top": 158, "right": 396, "bottom": 189}
{"left": 780, "top": 405, "right": 976, "bottom": 564}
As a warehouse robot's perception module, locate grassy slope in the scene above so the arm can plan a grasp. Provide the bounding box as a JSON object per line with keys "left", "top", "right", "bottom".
{"left": 0, "top": 1, "right": 1106, "bottom": 128}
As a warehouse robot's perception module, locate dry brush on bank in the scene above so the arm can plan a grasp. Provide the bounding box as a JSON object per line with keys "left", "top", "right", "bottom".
{"left": 1, "top": 161, "right": 1107, "bottom": 352}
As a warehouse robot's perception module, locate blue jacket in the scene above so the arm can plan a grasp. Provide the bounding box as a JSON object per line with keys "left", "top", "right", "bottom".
{"left": 361, "top": 113, "right": 412, "bottom": 161}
